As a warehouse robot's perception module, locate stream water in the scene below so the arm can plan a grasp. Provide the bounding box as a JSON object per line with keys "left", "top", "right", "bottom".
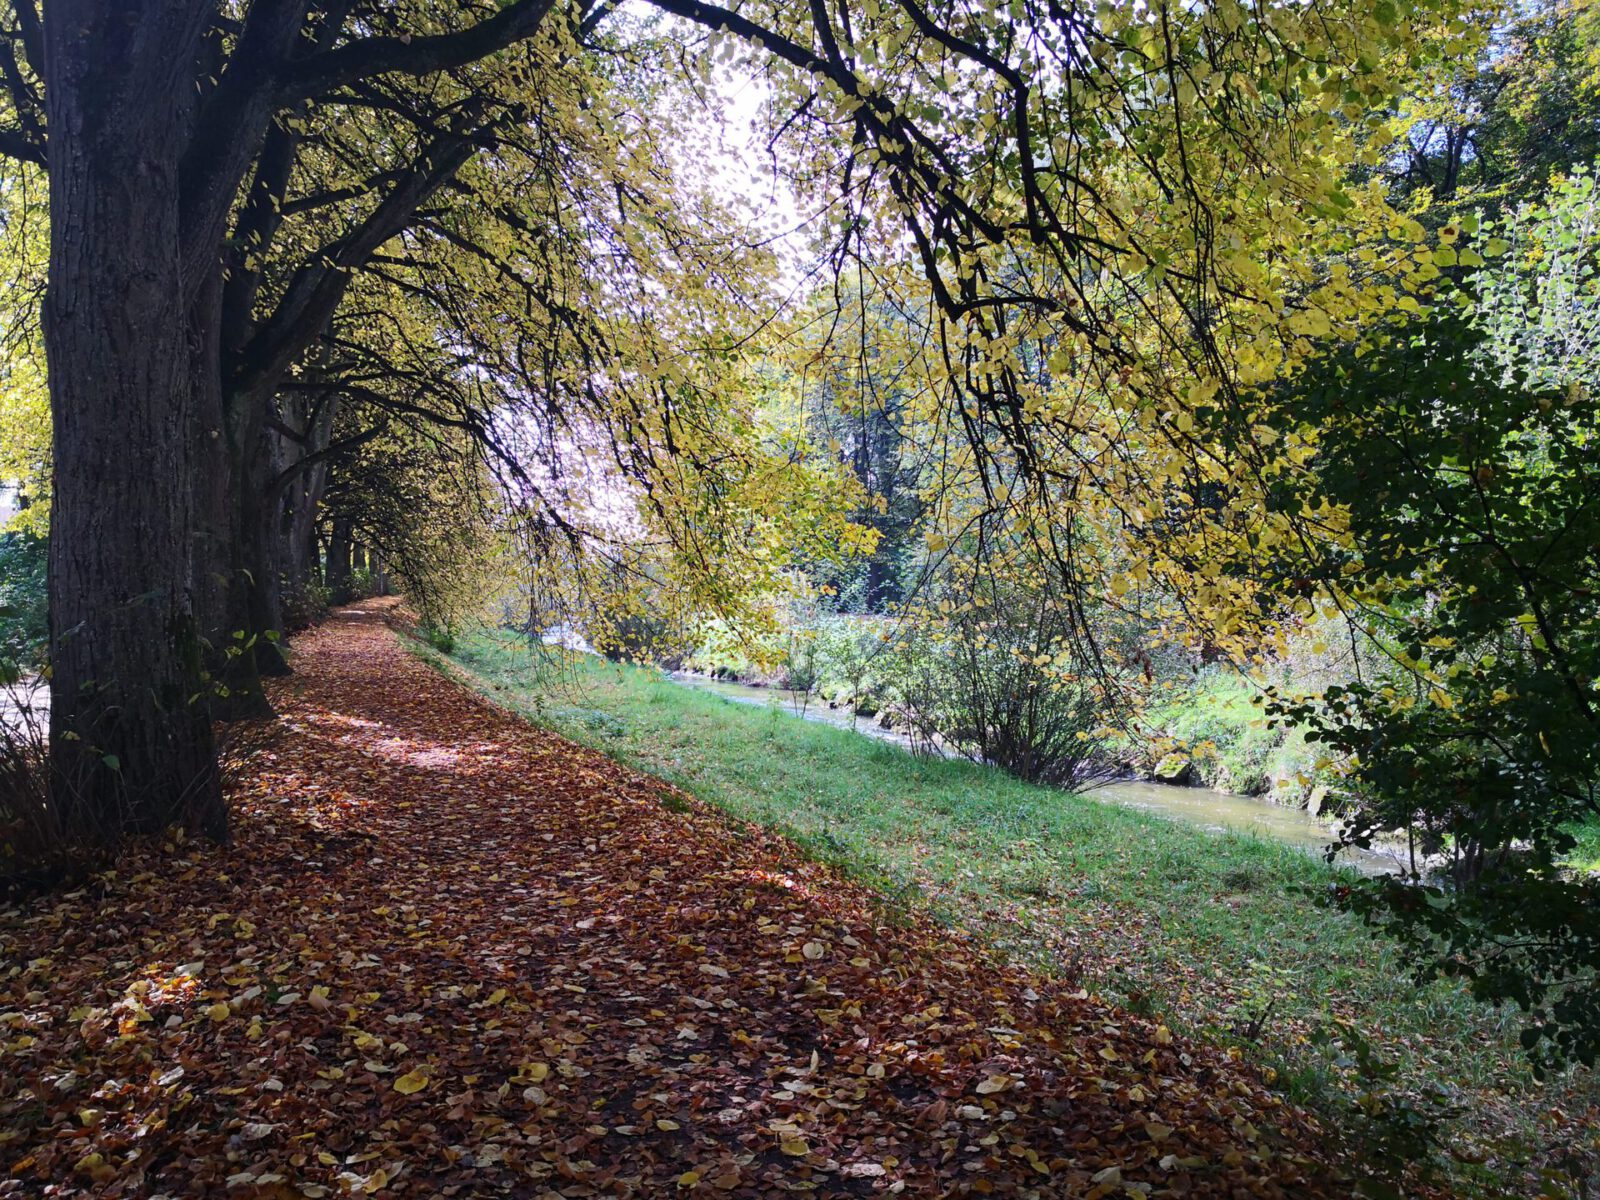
{"left": 669, "top": 672, "right": 1398, "bottom": 875}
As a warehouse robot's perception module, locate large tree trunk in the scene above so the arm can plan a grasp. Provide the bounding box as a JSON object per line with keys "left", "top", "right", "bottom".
{"left": 43, "top": 1, "right": 225, "bottom": 840}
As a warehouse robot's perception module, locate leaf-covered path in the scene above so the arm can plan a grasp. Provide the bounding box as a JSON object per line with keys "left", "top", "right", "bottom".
{"left": 3, "top": 605, "right": 1340, "bottom": 1197}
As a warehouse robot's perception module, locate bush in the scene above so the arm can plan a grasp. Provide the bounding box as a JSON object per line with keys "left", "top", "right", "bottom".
{"left": 889, "top": 568, "right": 1115, "bottom": 789}
{"left": 282, "top": 580, "right": 331, "bottom": 633}
{"left": 813, "top": 615, "right": 890, "bottom": 716}
{"left": 1261, "top": 310, "right": 1600, "bottom": 1071}
{"left": 419, "top": 622, "right": 457, "bottom": 655}
{"left": 0, "top": 530, "right": 47, "bottom": 667}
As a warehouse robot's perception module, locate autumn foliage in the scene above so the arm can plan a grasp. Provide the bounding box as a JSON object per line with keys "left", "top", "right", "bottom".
{"left": 1, "top": 604, "right": 1344, "bottom": 1197}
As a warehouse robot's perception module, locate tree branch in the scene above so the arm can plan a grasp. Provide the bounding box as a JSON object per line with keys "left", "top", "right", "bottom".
{"left": 279, "top": 0, "right": 558, "bottom": 101}
{"left": 0, "top": 124, "right": 42, "bottom": 165}
{"left": 268, "top": 421, "right": 388, "bottom": 498}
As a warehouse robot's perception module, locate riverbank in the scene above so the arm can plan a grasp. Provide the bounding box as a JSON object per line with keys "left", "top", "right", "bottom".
{"left": 428, "top": 631, "right": 1599, "bottom": 1198}
{"left": 668, "top": 667, "right": 1401, "bottom": 874}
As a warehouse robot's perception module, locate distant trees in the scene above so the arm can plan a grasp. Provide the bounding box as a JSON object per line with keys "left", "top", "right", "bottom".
{"left": 785, "top": 284, "right": 931, "bottom": 613}
{"left": 0, "top": 527, "right": 44, "bottom": 667}
{"left": 1392, "top": 0, "right": 1600, "bottom": 208}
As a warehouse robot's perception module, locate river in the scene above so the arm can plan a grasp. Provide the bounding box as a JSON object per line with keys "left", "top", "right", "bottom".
{"left": 669, "top": 672, "right": 1398, "bottom": 875}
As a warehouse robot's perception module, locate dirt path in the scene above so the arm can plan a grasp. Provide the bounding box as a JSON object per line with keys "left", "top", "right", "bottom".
{"left": 1, "top": 604, "right": 1340, "bottom": 1197}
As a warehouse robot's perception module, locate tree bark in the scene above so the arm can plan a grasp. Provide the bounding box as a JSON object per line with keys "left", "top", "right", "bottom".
{"left": 43, "top": 0, "right": 225, "bottom": 840}
{"left": 237, "top": 430, "right": 291, "bottom": 679}
{"left": 327, "top": 517, "right": 353, "bottom": 605}
{"left": 27, "top": 0, "right": 566, "bottom": 847}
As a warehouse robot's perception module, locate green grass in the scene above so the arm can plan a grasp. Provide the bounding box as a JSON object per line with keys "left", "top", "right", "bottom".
{"left": 1569, "top": 820, "right": 1600, "bottom": 875}
{"left": 427, "top": 629, "right": 1599, "bottom": 1197}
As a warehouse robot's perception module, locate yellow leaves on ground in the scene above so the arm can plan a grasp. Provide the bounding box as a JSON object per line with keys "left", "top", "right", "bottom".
{"left": 392, "top": 1068, "right": 430, "bottom": 1095}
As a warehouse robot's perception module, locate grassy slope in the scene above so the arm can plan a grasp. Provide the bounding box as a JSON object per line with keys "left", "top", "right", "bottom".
{"left": 429, "top": 629, "right": 1599, "bottom": 1197}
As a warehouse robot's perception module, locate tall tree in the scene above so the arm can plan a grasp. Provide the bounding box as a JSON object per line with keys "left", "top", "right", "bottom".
{"left": 5, "top": 0, "right": 562, "bottom": 838}
{"left": 1392, "top": 0, "right": 1600, "bottom": 208}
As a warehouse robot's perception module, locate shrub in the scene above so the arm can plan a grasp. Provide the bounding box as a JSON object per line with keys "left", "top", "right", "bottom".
{"left": 282, "top": 580, "right": 332, "bottom": 633}
{"left": 813, "top": 615, "right": 889, "bottom": 718}
{"left": 0, "top": 530, "right": 47, "bottom": 667}
{"left": 1261, "top": 309, "right": 1600, "bottom": 1071}
{"left": 890, "top": 568, "right": 1115, "bottom": 789}
{"left": 419, "top": 622, "right": 457, "bottom": 655}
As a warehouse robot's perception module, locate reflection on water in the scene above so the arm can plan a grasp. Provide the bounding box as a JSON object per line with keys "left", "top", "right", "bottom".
{"left": 668, "top": 671, "right": 1398, "bottom": 875}
{"left": 1087, "top": 779, "right": 1397, "bottom": 873}
{"left": 670, "top": 673, "right": 921, "bottom": 745}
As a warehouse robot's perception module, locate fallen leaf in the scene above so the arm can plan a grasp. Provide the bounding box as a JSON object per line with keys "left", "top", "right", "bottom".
{"left": 393, "top": 1069, "right": 430, "bottom": 1095}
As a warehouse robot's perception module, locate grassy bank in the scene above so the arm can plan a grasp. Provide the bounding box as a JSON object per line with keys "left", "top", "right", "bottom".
{"left": 426, "top": 629, "right": 1599, "bottom": 1198}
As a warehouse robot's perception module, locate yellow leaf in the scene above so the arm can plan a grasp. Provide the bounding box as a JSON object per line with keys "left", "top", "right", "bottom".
{"left": 656, "top": 1119, "right": 681, "bottom": 1131}
{"left": 393, "top": 1068, "right": 429, "bottom": 1095}
{"left": 779, "top": 1137, "right": 809, "bottom": 1156}
{"left": 485, "top": 988, "right": 508, "bottom": 1005}
{"left": 677, "top": 1170, "right": 702, "bottom": 1188}
{"left": 975, "top": 1075, "right": 1010, "bottom": 1094}
{"left": 206, "top": 1002, "right": 231, "bottom": 1023}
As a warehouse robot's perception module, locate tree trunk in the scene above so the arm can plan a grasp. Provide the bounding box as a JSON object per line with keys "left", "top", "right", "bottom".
{"left": 43, "top": 1, "right": 225, "bottom": 840}
{"left": 237, "top": 433, "right": 291, "bottom": 678}
{"left": 279, "top": 396, "right": 334, "bottom": 606}
{"left": 327, "top": 517, "right": 353, "bottom": 605}
{"left": 287, "top": 462, "right": 328, "bottom": 595}
{"left": 189, "top": 263, "right": 276, "bottom": 719}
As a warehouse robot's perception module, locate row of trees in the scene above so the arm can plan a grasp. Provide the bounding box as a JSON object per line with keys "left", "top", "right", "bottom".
{"left": 3, "top": 0, "right": 1596, "bottom": 1068}
{"left": 0, "top": 0, "right": 822, "bottom": 841}
{"left": 3, "top": 0, "right": 1456, "bottom": 840}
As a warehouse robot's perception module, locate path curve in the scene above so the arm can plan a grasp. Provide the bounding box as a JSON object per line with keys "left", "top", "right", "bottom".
{"left": 1, "top": 603, "right": 1340, "bottom": 1197}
